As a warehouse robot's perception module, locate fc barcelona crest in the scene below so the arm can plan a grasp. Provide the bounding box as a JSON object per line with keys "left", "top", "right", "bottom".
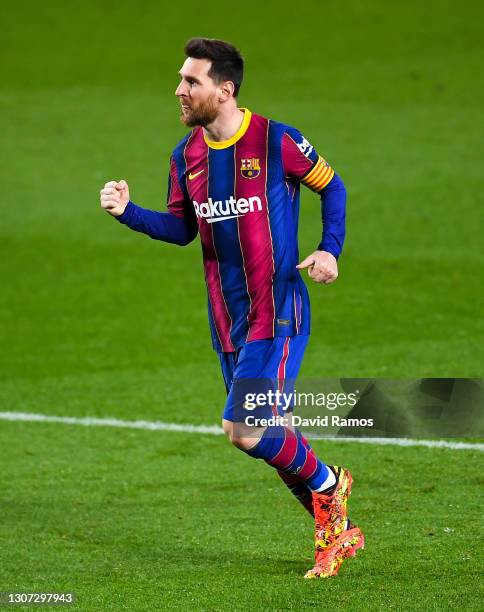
{"left": 240, "top": 158, "right": 261, "bottom": 179}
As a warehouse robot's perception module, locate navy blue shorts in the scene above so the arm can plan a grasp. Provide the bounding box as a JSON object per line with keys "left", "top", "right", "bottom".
{"left": 218, "top": 335, "right": 309, "bottom": 422}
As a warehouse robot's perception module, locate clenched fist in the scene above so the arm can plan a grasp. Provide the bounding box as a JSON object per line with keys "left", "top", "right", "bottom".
{"left": 99, "top": 180, "right": 130, "bottom": 217}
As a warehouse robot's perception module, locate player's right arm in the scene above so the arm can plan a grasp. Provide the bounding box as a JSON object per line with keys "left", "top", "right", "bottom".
{"left": 99, "top": 157, "right": 198, "bottom": 246}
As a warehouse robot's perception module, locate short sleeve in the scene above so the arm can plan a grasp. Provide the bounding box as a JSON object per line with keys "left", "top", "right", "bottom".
{"left": 281, "top": 127, "right": 335, "bottom": 192}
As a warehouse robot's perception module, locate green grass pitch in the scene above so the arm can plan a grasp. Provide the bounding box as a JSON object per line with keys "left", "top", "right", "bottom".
{"left": 1, "top": 0, "right": 483, "bottom": 609}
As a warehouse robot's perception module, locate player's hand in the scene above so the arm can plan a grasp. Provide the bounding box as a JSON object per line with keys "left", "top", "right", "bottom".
{"left": 99, "top": 180, "right": 130, "bottom": 217}
{"left": 296, "top": 250, "right": 338, "bottom": 284}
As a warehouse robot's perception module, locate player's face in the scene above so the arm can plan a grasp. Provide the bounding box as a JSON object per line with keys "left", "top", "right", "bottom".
{"left": 175, "top": 58, "right": 220, "bottom": 127}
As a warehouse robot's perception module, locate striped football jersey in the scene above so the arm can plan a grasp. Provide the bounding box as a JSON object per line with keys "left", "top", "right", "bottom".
{"left": 167, "top": 108, "right": 335, "bottom": 352}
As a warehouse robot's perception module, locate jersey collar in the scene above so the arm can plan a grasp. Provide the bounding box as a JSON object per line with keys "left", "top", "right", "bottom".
{"left": 203, "top": 108, "right": 252, "bottom": 149}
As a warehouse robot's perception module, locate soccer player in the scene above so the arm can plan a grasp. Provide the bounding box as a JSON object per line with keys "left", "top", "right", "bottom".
{"left": 99, "top": 38, "right": 364, "bottom": 578}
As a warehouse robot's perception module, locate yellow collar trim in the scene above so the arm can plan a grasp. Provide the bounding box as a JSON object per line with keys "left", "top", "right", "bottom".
{"left": 203, "top": 108, "right": 252, "bottom": 149}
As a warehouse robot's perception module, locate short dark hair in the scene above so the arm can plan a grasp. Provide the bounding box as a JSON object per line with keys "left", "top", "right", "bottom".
{"left": 184, "top": 37, "right": 244, "bottom": 97}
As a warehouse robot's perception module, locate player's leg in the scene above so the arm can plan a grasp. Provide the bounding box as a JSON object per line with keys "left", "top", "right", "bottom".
{"left": 221, "top": 336, "right": 364, "bottom": 577}
{"left": 222, "top": 413, "right": 363, "bottom": 577}
{"left": 223, "top": 336, "right": 336, "bottom": 494}
{"left": 219, "top": 343, "right": 315, "bottom": 515}
{"left": 276, "top": 469, "right": 314, "bottom": 516}
{"left": 222, "top": 417, "right": 318, "bottom": 517}
{"left": 223, "top": 418, "right": 336, "bottom": 493}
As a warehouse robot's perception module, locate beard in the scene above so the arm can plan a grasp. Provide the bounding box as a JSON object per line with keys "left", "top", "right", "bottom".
{"left": 180, "top": 94, "right": 219, "bottom": 128}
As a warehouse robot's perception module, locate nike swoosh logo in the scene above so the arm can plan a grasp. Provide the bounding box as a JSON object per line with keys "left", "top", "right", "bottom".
{"left": 188, "top": 169, "right": 205, "bottom": 180}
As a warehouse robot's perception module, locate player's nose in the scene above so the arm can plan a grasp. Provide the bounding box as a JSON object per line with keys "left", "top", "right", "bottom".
{"left": 175, "top": 81, "right": 187, "bottom": 97}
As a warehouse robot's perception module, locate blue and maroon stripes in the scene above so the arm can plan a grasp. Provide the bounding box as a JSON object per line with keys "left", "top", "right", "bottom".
{"left": 234, "top": 114, "right": 275, "bottom": 343}
{"left": 247, "top": 425, "right": 328, "bottom": 491}
{"left": 184, "top": 130, "right": 235, "bottom": 352}
{"left": 167, "top": 156, "right": 187, "bottom": 218}
{"left": 208, "top": 145, "right": 250, "bottom": 347}
{"left": 168, "top": 112, "right": 325, "bottom": 352}
{"left": 266, "top": 120, "right": 305, "bottom": 337}
{"left": 281, "top": 131, "right": 315, "bottom": 179}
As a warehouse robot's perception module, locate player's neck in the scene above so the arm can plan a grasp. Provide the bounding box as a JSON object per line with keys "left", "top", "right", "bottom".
{"left": 202, "top": 106, "right": 244, "bottom": 143}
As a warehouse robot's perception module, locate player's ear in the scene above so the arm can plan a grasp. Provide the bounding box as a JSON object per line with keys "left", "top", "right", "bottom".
{"left": 219, "top": 80, "right": 235, "bottom": 102}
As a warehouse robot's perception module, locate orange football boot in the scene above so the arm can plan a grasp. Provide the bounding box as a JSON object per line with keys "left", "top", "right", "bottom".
{"left": 305, "top": 523, "right": 365, "bottom": 578}
{"left": 304, "top": 466, "right": 364, "bottom": 578}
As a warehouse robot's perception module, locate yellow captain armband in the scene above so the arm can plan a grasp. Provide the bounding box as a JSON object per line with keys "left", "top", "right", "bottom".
{"left": 301, "top": 156, "right": 334, "bottom": 192}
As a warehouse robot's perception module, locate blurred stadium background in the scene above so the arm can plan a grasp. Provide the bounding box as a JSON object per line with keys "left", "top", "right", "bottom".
{"left": 1, "top": 1, "right": 482, "bottom": 609}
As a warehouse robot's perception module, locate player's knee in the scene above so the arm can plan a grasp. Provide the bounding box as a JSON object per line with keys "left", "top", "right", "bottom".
{"left": 230, "top": 433, "right": 255, "bottom": 451}
{"left": 221, "top": 419, "right": 254, "bottom": 451}
{"left": 222, "top": 419, "right": 240, "bottom": 445}
{"left": 223, "top": 422, "right": 246, "bottom": 448}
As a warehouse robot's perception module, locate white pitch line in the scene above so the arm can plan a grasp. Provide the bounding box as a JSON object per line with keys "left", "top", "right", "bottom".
{"left": 309, "top": 435, "right": 484, "bottom": 451}
{"left": 0, "top": 411, "right": 482, "bottom": 452}
{"left": 0, "top": 411, "right": 223, "bottom": 436}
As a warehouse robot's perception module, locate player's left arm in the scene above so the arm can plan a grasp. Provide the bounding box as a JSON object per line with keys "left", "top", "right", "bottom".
{"left": 282, "top": 128, "right": 346, "bottom": 284}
